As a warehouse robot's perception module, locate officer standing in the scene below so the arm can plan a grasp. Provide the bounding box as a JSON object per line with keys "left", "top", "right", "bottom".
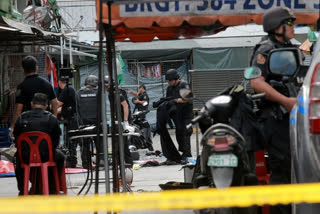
{"left": 250, "top": 7, "right": 297, "bottom": 214}
{"left": 104, "top": 76, "right": 133, "bottom": 166}
{"left": 57, "top": 77, "right": 81, "bottom": 168}
{"left": 14, "top": 93, "right": 64, "bottom": 195}
{"left": 77, "top": 75, "right": 100, "bottom": 168}
{"left": 128, "top": 84, "right": 153, "bottom": 149}
{"left": 10, "top": 55, "right": 58, "bottom": 139}
{"left": 165, "top": 69, "right": 193, "bottom": 163}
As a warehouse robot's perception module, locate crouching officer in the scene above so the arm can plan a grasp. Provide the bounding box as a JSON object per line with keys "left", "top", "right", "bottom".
{"left": 250, "top": 7, "right": 298, "bottom": 214}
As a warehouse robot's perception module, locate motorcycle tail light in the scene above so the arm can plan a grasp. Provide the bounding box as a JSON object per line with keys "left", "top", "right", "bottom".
{"left": 309, "top": 63, "right": 320, "bottom": 134}
{"left": 207, "top": 135, "right": 236, "bottom": 151}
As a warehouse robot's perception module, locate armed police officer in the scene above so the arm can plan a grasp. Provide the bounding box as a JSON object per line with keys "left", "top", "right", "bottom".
{"left": 165, "top": 69, "right": 193, "bottom": 164}
{"left": 250, "top": 7, "right": 298, "bottom": 214}
{"left": 128, "top": 84, "right": 153, "bottom": 150}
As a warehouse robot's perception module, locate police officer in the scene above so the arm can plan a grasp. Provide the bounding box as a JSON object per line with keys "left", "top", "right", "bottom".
{"left": 128, "top": 84, "right": 149, "bottom": 112}
{"left": 104, "top": 76, "right": 133, "bottom": 166}
{"left": 128, "top": 84, "right": 153, "bottom": 149}
{"left": 57, "top": 77, "right": 79, "bottom": 121}
{"left": 57, "top": 77, "right": 81, "bottom": 168}
{"left": 77, "top": 75, "right": 99, "bottom": 169}
{"left": 13, "top": 93, "right": 64, "bottom": 195}
{"left": 165, "top": 69, "right": 193, "bottom": 163}
{"left": 10, "top": 55, "right": 58, "bottom": 139}
{"left": 250, "top": 7, "right": 297, "bottom": 214}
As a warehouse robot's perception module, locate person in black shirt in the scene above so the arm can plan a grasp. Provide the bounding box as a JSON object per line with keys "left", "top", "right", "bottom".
{"left": 105, "top": 76, "right": 133, "bottom": 165}
{"left": 250, "top": 7, "right": 297, "bottom": 214}
{"left": 128, "top": 84, "right": 153, "bottom": 148}
{"left": 57, "top": 78, "right": 82, "bottom": 168}
{"left": 10, "top": 55, "right": 58, "bottom": 139}
{"left": 128, "top": 84, "right": 149, "bottom": 113}
{"left": 14, "top": 93, "right": 64, "bottom": 195}
{"left": 57, "top": 78, "right": 78, "bottom": 121}
{"left": 164, "top": 69, "right": 193, "bottom": 164}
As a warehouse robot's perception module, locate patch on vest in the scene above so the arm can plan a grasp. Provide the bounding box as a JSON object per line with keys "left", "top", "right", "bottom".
{"left": 257, "top": 53, "right": 266, "bottom": 65}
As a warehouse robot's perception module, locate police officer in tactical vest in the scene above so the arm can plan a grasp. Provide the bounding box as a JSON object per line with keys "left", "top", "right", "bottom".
{"left": 250, "top": 7, "right": 298, "bottom": 214}
{"left": 77, "top": 75, "right": 101, "bottom": 168}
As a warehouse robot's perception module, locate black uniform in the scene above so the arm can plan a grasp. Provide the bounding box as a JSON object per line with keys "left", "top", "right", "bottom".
{"left": 134, "top": 91, "right": 149, "bottom": 113}
{"left": 166, "top": 80, "right": 193, "bottom": 159}
{"left": 58, "top": 85, "right": 78, "bottom": 120}
{"left": 117, "top": 89, "right": 133, "bottom": 164}
{"left": 13, "top": 108, "right": 64, "bottom": 195}
{"left": 119, "top": 89, "right": 132, "bottom": 123}
{"left": 15, "top": 74, "right": 56, "bottom": 112}
{"left": 251, "top": 35, "right": 296, "bottom": 214}
{"left": 133, "top": 91, "right": 153, "bottom": 148}
{"left": 77, "top": 86, "right": 99, "bottom": 168}
{"left": 58, "top": 85, "right": 82, "bottom": 168}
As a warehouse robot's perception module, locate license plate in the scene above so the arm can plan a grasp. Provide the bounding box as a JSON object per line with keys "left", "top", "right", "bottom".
{"left": 207, "top": 154, "right": 238, "bottom": 167}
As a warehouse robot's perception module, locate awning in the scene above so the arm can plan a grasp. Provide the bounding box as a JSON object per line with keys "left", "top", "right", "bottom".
{"left": 96, "top": 0, "right": 320, "bottom": 42}
{"left": 0, "top": 15, "right": 62, "bottom": 44}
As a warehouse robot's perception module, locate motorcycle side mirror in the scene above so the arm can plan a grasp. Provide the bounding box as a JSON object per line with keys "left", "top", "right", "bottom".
{"left": 179, "top": 88, "right": 193, "bottom": 101}
{"left": 244, "top": 67, "right": 262, "bottom": 80}
{"left": 142, "top": 102, "right": 148, "bottom": 107}
{"left": 205, "top": 95, "right": 232, "bottom": 114}
{"left": 268, "top": 48, "right": 301, "bottom": 77}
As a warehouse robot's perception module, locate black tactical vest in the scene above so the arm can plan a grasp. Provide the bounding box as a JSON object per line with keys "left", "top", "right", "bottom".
{"left": 78, "top": 87, "right": 98, "bottom": 125}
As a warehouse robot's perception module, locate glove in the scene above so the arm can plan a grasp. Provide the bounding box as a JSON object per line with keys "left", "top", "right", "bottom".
{"left": 123, "top": 120, "right": 129, "bottom": 130}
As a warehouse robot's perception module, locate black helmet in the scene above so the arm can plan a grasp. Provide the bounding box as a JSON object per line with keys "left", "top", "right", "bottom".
{"left": 85, "top": 75, "right": 98, "bottom": 87}
{"left": 263, "top": 7, "right": 296, "bottom": 33}
{"left": 165, "top": 69, "right": 179, "bottom": 81}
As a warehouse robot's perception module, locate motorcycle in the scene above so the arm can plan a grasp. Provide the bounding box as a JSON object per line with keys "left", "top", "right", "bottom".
{"left": 128, "top": 109, "right": 154, "bottom": 151}
{"left": 181, "top": 67, "right": 264, "bottom": 214}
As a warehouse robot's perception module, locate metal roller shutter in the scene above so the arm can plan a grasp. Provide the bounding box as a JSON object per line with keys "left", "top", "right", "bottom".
{"left": 191, "top": 70, "right": 245, "bottom": 109}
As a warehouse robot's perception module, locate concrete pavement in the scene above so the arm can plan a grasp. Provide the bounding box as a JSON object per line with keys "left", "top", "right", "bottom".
{"left": 0, "top": 130, "right": 201, "bottom": 213}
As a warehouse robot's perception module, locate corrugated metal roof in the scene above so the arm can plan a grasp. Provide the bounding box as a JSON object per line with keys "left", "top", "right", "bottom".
{"left": 117, "top": 36, "right": 264, "bottom": 51}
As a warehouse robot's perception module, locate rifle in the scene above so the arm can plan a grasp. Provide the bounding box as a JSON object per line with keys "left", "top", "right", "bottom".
{"left": 152, "top": 96, "right": 175, "bottom": 108}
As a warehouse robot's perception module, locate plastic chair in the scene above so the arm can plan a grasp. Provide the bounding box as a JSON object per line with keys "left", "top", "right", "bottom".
{"left": 16, "top": 131, "right": 67, "bottom": 195}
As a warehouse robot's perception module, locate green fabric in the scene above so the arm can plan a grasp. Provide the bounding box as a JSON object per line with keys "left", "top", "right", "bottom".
{"left": 193, "top": 47, "right": 251, "bottom": 71}
{"left": 308, "top": 27, "right": 317, "bottom": 42}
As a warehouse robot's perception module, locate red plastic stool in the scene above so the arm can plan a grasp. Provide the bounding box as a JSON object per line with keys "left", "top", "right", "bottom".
{"left": 16, "top": 131, "right": 67, "bottom": 195}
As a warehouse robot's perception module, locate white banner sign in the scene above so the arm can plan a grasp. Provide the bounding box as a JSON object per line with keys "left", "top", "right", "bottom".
{"left": 119, "top": 0, "right": 320, "bottom": 17}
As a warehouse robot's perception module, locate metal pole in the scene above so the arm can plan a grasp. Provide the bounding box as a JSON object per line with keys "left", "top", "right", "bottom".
{"left": 60, "top": 37, "right": 63, "bottom": 68}
{"left": 195, "top": 110, "right": 200, "bottom": 157}
{"left": 113, "top": 46, "right": 127, "bottom": 192}
{"left": 99, "top": 0, "right": 110, "bottom": 194}
{"left": 105, "top": 1, "right": 120, "bottom": 194}
{"left": 69, "top": 37, "right": 73, "bottom": 66}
